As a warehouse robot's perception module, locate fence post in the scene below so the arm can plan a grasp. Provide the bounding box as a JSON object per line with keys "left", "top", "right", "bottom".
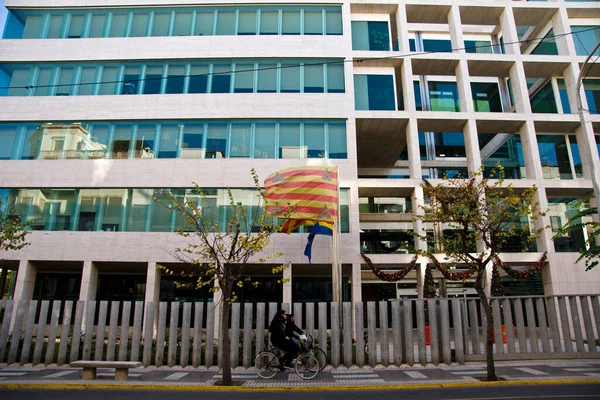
{"left": 451, "top": 299, "right": 465, "bottom": 364}
{"left": 331, "top": 302, "right": 340, "bottom": 367}
{"left": 342, "top": 302, "right": 352, "bottom": 367}
{"left": 354, "top": 301, "right": 365, "bottom": 367}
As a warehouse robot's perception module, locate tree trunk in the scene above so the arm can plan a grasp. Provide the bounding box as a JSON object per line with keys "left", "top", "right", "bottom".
{"left": 220, "top": 295, "right": 232, "bottom": 385}
{"left": 475, "top": 274, "right": 497, "bottom": 381}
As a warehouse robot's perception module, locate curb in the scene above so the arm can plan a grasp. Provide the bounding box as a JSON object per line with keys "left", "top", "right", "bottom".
{"left": 2, "top": 379, "right": 600, "bottom": 391}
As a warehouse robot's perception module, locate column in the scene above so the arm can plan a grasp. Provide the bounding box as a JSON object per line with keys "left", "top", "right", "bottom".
{"left": 12, "top": 260, "right": 37, "bottom": 302}
{"left": 283, "top": 264, "right": 292, "bottom": 305}
{"left": 79, "top": 261, "right": 98, "bottom": 302}
{"left": 143, "top": 261, "right": 160, "bottom": 333}
{"left": 417, "top": 262, "right": 426, "bottom": 299}
{"left": 0, "top": 268, "right": 7, "bottom": 298}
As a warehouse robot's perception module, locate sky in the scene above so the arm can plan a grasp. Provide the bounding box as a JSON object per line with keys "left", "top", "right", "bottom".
{"left": 0, "top": 0, "right": 7, "bottom": 36}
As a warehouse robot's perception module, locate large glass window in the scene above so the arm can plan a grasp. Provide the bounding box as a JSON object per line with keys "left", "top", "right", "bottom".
{"left": 548, "top": 198, "right": 589, "bottom": 252}
{"left": 195, "top": 12, "right": 214, "bottom": 36}
{"left": 282, "top": 10, "right": 301, "bottom": 34}
{"left": 173, "top": 12, "right": 192, "bottom": 36}
{"left": 34, "top": 68, "right": 53, "bottom": 97}
{"left": 260, "top": 10, "right": 279, "bottom": 35}
{"left": 531, "top": 29, "right": 559, "bottom": 55}
{"left": 531, "top": 81, "right": 558, "bottom": 113}
{"left": 325, "top": 8, "right": 343, "bottom": 35}
{"left": 206, "top": 122, "right": 228, "bottom": 158}
{"left": 304, "top": 64, "right": 324, "bottom": 93}
{"left": 122, "top": 66, "right": 141, "bottom": 95}
{"left": 281, "top": 63, "right": 300, "bottom": 93}
{"left": 157, "top": 123, "right": 179, "bottom": 158}
{"left": 328, "top": 122, "right": 347, "bottom": 159}
{"left": 234, "top": 64, "right": 254, "bottom": 93}
{"left": 131, "top": 13, "right": 149, "bottom": 37}
{"left": 571, "top": 26, "right": 600, "bottom": 56}
{"left": 465, "top": 39, "right": 493, "bottom": 54}
{"left": 211, "top": 65, "right": 231, "bottom": 93}
{"left": 584, "top": 79, "right": 600, "bottom": 114}
{"left": 89, "top": 14, "right": 106, "bottom": 38}
{"left": 280, "top": 122, "right": 302, "bottom": 158}
{"left": 22, "top": 15, "right": 42, "bottom": 38}
{"left": 0, "top": 125, "right": 17, "bottom": 160}
{"left": 216, "top": 10, "right": 235, "bottom": 35}
{"left": 429, "top": 81, "right": 460, "bottom": 112}
{"left": 254, "top": 123, "right": 276, "bottom": 158}
{"left": 304, "top": 123, "right": 325, "bottom": 158}
{"left": 471, "top": 82, "right": 502, "bottom": 112}
{"left": 143, "top": 66, "right": 164, "bottom": 94}
{"left": 189, "top": 64, "right": 208, "bottom": 93}
{"left": 109, "top": 13, "right": 127, "bottom": 37}
{"left": 354, "top": 74, "right": 395, "bottom": 110}
{"left": 230, "top": 123, "right": 252, "bottom": 157}
{"left": 479, "top": 133, "right": 526, "bottom": 179}
{"left": 165, "top": 65, "right": 185, "bottom": 94}
{"left": 180, "top": 123, "right": 203, "bottom": 159}
{"left": 68, "top": 15, "right": 84, "bottom": 38}
{"left": 304, "top": 10, "right": 323, "bottom": 35}
{"left": 537, "top": 134, "right": 582, "bottom": 180}
{"left": 238, "top": 10, "right": 257, "bottom": 35}
{"left": 327, "top": 63, "right": 345, "bottom": 93}
{"left": 151, "top": 13, "right": 170, "bottom": 37}
{"left": 351, "top": 21, "right": 390, "bottom": 51}
{"left": 257, "top": 63, "right": 277, "bottom": 93}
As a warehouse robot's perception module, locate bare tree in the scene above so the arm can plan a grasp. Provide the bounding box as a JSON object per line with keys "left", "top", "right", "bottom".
{"left": 414, "top": 167, "right": 546, "bottom": 381}
{"left": 154, "top": 169, "right": 286, "bottom": 385}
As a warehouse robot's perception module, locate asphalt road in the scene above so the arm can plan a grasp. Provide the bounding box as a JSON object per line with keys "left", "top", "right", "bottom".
{"left": 1, "top": 384, "right": 600, "bottom": 400}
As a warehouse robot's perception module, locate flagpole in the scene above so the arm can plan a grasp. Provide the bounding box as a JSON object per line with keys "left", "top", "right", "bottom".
{"left": 332, "top": 166, "right": 342, "bottom": 305}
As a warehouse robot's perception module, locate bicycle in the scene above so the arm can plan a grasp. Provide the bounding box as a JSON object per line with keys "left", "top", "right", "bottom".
{"left": 301, "top": 334, "right": 326, "bottom": 372}
{"left": 255, "top": 347, "right": 320, "bottom": 380}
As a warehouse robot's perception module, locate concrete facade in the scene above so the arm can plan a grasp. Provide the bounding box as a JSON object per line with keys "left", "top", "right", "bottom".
{"left": 0, "top": 0, "right": 600, "bottom": 304}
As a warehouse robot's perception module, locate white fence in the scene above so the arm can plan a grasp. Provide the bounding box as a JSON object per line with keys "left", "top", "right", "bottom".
{"left": 0, "top": 295, "right": 599, "bottom": 368}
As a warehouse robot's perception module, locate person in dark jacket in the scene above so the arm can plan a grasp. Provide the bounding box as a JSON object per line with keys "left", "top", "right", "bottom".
{"left": 285, "top": 313, "right": 303, "bottom": 339}
{"left": 268, "top": 309, "right": 299, "bottom": 368}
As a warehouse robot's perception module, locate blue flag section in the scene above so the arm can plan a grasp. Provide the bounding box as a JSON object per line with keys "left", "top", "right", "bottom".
{"left": 304, "top": 222, "right": 333, "bottom": 263}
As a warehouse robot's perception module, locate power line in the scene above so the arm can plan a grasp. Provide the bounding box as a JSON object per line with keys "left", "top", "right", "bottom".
{"left": 1, "top": 26, "right": 598, "bottom": 91}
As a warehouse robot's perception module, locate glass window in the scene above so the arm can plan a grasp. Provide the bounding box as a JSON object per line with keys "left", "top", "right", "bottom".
{"left": 112, "top": 124, "right": 133, "bottom": 159}
{"left": 434, "top": 132, "right": 465, "bottom": 158}
{"left": 304, "top": 10, "right": 323, "bottom": 35}
{"left": 89, "top": 14, "right": 106, "bottom": 38}
{"left": 234, "top": 64, "right": 255, "bottom": 93}
{"left": 325, "top": 9, "right": 342, "bottom": 35}
{"left": 216, "top": 11, "right": 235, "bottom": 35}
{"left": 429, "top": 81, "right": 460, "bottom": 112}
{"left": 22, "top": 15, "right": 42, "bottom": 38}
{"left": 211, "top": 65, "right": 231, "bottom": 93}
{"left": 584, "top": 79, "right": 600, "bottom": 114}
{"left": 328, "top": 122, "right": 347, "bottom": 158}
{"left": 57, "top": 67, "right": 73, "bottom": 96}
{"left": 8, "top": 68, "right": 30, "bottom": 96}
{"left": 238, "top": 10, "right": 257, "bottom": 35}
{"left": 151, "top": 13, "right": 170, "bottom": 37}
{"left": 260, "top": 10, "right": 278, "bottom": 35}
{"left": 351, "top": 21, "right": 390, "bottom": 51}
{"left": 531, "top": 82, "right": 558, "bottom": 113}
{"left": 189, "top": 64, "right": 208, "bottom": 93}
{"left": 480, "top": 133, "right": 525, "bottom": 179}
{"left": 150, "top": 189, "right": 173, "bottom": 232}
{"left": 558, "top": 78, "right": 571, "bottom": 114}
{"left": 173, "top": 12, "right": 192, "bottom": 36}
{"left": 181, "top": 123, "right": 204, "bottom": 159}
{"left": 35, "top": 68, "right": 53, "bottom": 96}
{"left": 47, "top": 14, "right": 64, "bottom": 38}
{"left": 109, "top": 13, "right": 127, "bottom": 37}
{"left": 423, "top": 39, "right": 452, "bottom": 52}
{"left": 78, "top": 67, "right": 97, "bottom": 96}
{"left": 279, "top": 122, "right": 302, "bottom": 158}
{"left": 87, "top": 124, "right": 110, "bottom": 159}
{"left": 195, "top": 12, "right": 214, "bottom": 36}
{"left": 254, "top": 123, "right": 276, "bottom": 158}
{"left": 136, "top": 123, "right": 156, "bottom": 158}
{"left": 206, "top": 122, "right": 227, "bottom": 158}
{"left": 537, "top": 135, "right": 577, "bottom": 179}
{"left": 281, "top": 63, "right": 300, "bottom": 93}
{"left": 0, "top": 125, "right": 16, "bottom": 160}
{"left": 230, "top": 123, "right": 252, "bottom": 157}
{"left": 304, "top": 64, "right": 324, "bottom": 93}
{"left": 157, "top": 123, "right": 179, "bottom": 159}
{"left": 100, "top": 67, "right": 118, "bottom": 95}
{"left": 282, "top": 10, "right": 300, "bottom": 35}
{"left": 414, "top": 81, "right": 422, "bottom": 110}
{"left": 131, "top": 13, "right": 148, "bottom": 37}
{"left": 471, "top": 82, "right": 502, "bottom": 112}
{"left": 569, "top": 135, "right": 583, "bottom": 178}
{"left": 354, "top": 74, "right": 395, "bottom": 110}
{"left": 127, "top": 189, "right": 150, "bottom": 232}
{"left": 548, "top": 198, "right": 588, "bottom": 252}
{"left": 68, "top": 15, "right": 84, "bottom": 38}
{"left": 327, "top": 63, "right": 344, "bottom": 93}
{"left": 166, "top": 65, "right": 185, "bottom": 94}
{"left": 20, "top": 125, "right": 38, "bottom": 160}
{"left": 531, "top": 29, "right": 559, "bottom": 55}
{"left": 465, "top": 40, "right": 492, "bottom": 54}
{"left": 122, "top": 66, "right": 141, "bottom": 95}
{"left": 304, "top": 123, "right": 325, "bottom": 158}
{"left": 257, "top": 63, "right": 277, "bottom": 93}
{"left": 572, "top": 26, "right": 600, "bottom": 56}
{"left": 143, "top": 66, "right": 164, "bottom": 94}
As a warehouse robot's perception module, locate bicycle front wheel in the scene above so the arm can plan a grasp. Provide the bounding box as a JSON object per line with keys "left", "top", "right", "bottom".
{"left": 255, "top": 352, "right": 279, "bottom": 379}
{"left": 295, "top": 353, "right": 320, "bottom": 380}
{"left": 312, "top": 347, "right": 327, "bottom": 372}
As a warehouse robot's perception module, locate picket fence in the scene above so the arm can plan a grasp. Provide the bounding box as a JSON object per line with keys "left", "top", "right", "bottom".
{"left": 0, "top": 295, "right": 599, "bottom": 368}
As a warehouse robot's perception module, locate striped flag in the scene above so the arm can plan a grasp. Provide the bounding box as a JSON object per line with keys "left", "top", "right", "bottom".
{"left": 264, "top": 166, "right": 339, "bottom": 229}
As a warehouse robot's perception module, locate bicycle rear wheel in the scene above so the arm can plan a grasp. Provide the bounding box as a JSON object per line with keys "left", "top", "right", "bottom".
{"left": 255, "top": 352, "right": 279, "bottom": 379}
{"left": 295, "top": 353, "right": 319, "bottom": 380}
{"left": 312, "top": 347, "right": 327, "bottom": 372}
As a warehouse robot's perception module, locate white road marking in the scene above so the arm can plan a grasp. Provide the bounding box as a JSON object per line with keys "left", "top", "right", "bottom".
{"left": 164, "top": 372, "right": 189, "bottom": 380}
{"left": 0, "top": 372, "right": 27, "bottom": 376}
{"left": 404, "top": 371, "right": 427, "bottom": 379}
{"left": 43, "top": 371, "right": 78, "bottom": 378}
{"left": 515, "top": 367, "right": 548, "bottom": 375}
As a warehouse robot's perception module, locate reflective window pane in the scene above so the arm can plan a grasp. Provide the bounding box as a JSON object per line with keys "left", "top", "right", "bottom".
{"left": 254, "top": 123, "right": 276, "bottom": 158}
{"left": 230, "top": 123, "right": 252, "bottom": 157}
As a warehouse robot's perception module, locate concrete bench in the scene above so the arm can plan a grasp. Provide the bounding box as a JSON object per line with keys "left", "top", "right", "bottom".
{"left": 70, "top": 361, "right": 142, "bottom": 381}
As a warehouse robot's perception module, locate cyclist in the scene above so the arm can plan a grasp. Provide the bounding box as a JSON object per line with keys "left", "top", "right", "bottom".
{"left": 286, "top": 313, "right": 309, "bottom": 351}
{"left": 268, "top": 309, "right": 299, "bottom": 368}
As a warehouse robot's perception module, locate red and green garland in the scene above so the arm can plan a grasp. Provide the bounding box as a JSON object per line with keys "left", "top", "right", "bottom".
{"left": 430, "top": 256, "right": 477, "bottom": 281}
{"left": 491, "top": 262, "right": 504, "bottom": 296}
{"left": 360, "top": 252, "right": 419, "bottom": 282}
{"left": 494, "top": 252, "right": 547, "bottom": 279}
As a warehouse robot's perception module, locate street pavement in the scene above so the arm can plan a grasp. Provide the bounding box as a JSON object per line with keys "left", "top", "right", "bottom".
{"left": 1, "top": 359, "right": 600, "bottom": 389}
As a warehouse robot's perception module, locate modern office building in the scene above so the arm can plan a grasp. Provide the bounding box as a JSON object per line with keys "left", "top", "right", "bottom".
{"left": 1, "top": 0, "right": 600, "bottom": 307}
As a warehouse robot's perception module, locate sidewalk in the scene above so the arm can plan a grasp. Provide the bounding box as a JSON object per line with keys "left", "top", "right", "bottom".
{"left": 1, "top": 360, "right": 600, "bottom": 390}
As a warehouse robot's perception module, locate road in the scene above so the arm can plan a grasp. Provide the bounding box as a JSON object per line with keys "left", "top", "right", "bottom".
{"left": 1, "top": 384, "right": 600, "bottom": 400}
